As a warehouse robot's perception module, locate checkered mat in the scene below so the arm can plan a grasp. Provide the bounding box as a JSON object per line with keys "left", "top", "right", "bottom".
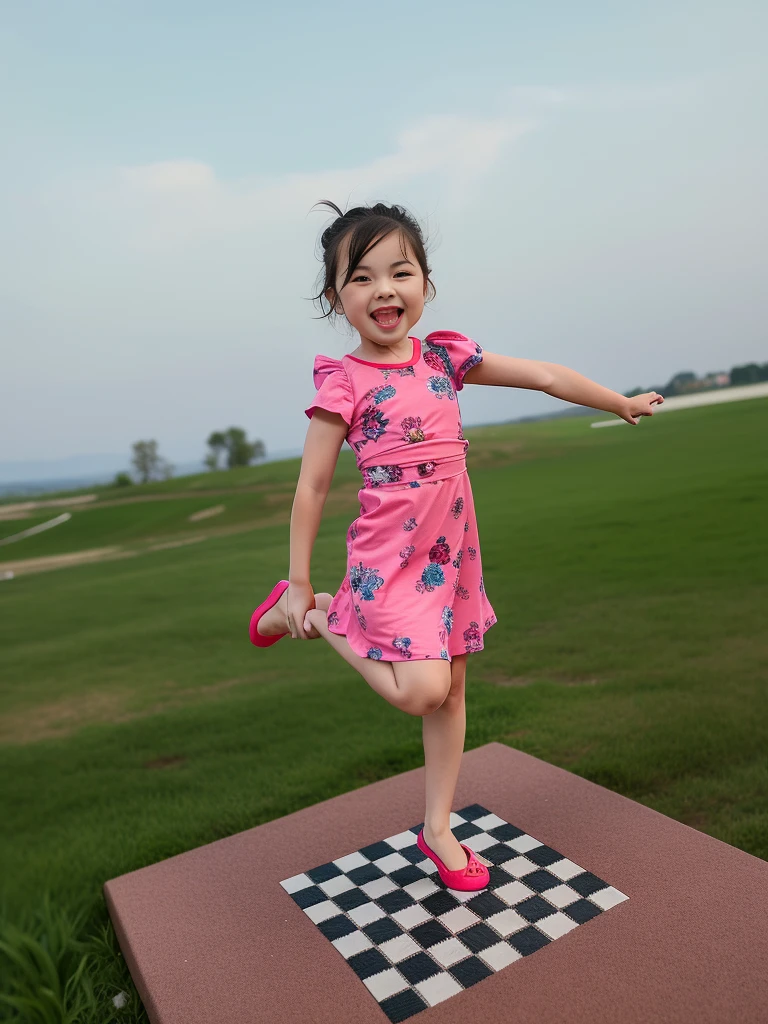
{"left": 280, "top": 804, "right": 629, "bottom": 1021}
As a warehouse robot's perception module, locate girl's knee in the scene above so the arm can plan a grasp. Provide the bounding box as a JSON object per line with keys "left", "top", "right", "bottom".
{"left": 304, "top": 608, "right": 327, "bottom": 636}
{"left": 393, "top": 662, "right": 452, "bottom": 716}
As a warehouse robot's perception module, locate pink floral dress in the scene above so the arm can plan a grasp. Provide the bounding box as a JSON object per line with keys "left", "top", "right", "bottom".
{"left": 304, "top": 331, "right": 497, "bottom": 662}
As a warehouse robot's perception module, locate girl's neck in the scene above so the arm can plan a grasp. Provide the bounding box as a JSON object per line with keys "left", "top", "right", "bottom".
{"left": 350, "top": 336, "right": 416, "bottom": 364}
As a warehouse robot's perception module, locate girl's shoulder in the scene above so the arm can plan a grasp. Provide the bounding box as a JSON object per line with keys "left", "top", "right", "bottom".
{"left": 422, "top": 330, "right": 483, "bottom": 391}
{"left": 311, "top": 353, "right": 348, "bottom": 390}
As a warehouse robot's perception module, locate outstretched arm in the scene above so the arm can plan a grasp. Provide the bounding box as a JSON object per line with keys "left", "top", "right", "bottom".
{"left": 463, "top": 351, "right": 663, "bottom": 425}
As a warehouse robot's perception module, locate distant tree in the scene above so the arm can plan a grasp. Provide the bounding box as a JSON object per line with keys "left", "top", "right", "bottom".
{"left": 224, "top": 427, "right": 256, "bottom": 469}
{"left": 113, "top": 471, "right": 133, "bottom": 487}
{"left": 131, "top": 440, "right": 161, "bottom": 484}
{"left": 205, "top": 431, "right": 228, "bottom": 471}
{"left": 205, "top": 427, "right": 266, "bottom": 469}
{"left": 730, "top": 362, "right": 768, "bottom": 386}
{"left": 664, "top": 371, "right": 697, "bottom": 396}
{"left": 130, "top": 440, "right": 173, "bottom": 484}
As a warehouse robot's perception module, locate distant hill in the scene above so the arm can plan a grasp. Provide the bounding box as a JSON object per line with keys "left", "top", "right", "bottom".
{"left": 0, "top": 450, "right": 305, "bottom": 499}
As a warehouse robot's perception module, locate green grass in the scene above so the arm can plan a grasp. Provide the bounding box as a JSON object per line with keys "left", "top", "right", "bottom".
{"left": 1, "top": 398, "right": 766, "bottom": 1022}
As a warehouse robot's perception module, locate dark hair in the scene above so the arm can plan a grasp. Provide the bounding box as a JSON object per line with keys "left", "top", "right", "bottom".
{"left": 311, "top": 200, "right": 436, "bottom": 321}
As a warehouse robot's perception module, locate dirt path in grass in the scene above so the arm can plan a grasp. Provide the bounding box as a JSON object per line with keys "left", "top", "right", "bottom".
{"left": 0, "top": 486, "right": 359, "bottom": 577}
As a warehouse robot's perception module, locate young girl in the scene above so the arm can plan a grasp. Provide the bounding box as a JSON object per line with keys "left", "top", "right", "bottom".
{"left": 249, "top": 201, "right": 663, "bottom": 892}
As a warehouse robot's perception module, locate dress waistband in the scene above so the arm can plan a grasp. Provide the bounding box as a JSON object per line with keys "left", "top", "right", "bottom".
{"left": 359, "top": 445, "right": 468, "bottom": 489}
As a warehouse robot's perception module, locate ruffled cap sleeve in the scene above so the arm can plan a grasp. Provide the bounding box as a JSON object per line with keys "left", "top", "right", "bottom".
{"left": 304, "top": 355, "right": 354, "bottom": 424}
{"left": 423, "top": 331, "right": 483, "bottom": 391}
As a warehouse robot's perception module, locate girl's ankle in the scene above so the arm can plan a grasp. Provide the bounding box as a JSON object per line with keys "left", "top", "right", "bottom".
{"left": 423, "top": 821, "right": 451, "bottom": 839}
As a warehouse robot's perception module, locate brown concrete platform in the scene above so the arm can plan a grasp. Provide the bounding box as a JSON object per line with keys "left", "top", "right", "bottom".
{"left": 104, "top": 742, "right": 768, "bottom": 1023}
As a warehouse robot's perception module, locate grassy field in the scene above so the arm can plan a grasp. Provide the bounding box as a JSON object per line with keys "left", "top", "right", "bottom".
{"left": 1, "top": 398, "right": 766, "bottom": 1022}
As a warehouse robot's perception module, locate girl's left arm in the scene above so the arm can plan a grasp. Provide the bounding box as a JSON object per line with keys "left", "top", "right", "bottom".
{"left": 463, "top": 352, "right": 664, "bottom": 425}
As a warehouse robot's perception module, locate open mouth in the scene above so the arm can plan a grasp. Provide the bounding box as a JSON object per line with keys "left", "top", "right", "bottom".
{"left": 370, "top": 307, "right": 404, "bottom": 329}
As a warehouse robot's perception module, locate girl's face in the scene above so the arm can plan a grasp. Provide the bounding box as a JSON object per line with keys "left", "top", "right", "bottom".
{"left": 331, "top": 230, "right": 427, "bottom": 350}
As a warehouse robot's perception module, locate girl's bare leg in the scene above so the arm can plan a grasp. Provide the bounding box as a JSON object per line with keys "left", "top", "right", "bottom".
{"left": 260, "top": 592, "right": 406, "bottom": 706}
{"left": 269, "top": 595, "right": 467, "bottom": 869}
{"left": 305, "top": 608, "right": 452, "bottom": 717}
{"left": 420, "top": 654, "right": 471, "bottom": 871}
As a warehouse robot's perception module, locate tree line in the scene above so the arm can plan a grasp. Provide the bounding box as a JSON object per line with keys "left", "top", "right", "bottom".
{"left": 625, "top": 359, "right": 767, "bottom": 399}
{"left": 113, "top": 427, "right": 266, "bottom": 486}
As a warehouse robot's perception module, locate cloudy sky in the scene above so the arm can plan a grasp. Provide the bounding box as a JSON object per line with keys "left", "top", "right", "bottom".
{"left": 2, "top": 0, "right": 766, "bottom": 475}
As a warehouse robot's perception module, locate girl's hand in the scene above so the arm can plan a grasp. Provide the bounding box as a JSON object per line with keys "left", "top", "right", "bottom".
{"left": 286, "top": 581, "right": 317, "bottom": 640}
{"left": 620, "top": 392, "right": 664, "bottom": 425}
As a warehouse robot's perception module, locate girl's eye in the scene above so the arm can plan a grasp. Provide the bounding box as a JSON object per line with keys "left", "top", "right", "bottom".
{"left": 350, "top": 270, "right": 411, "bottom": 282}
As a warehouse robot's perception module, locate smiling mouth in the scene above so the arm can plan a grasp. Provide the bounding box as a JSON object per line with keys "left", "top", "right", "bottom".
{"left": 371, "top": 307, "right": 404, "bottom": 328}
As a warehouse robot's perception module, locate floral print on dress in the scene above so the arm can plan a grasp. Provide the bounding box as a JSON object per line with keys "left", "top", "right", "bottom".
{"left": 479, "top": 574, "right": 485, "bottom": 595}
{"left": 427, "top": 376, "right": 455, "bottom": 401}
{"left": 367, "top": 647, "right": 383, "bottom": 659}
{"left": 327, "top": 611, "right": 339, "bottom": 627}
{"left": 361, "top": 406, "right": 389, "bottom": 442}
{"left": 373, "top": 385, "right": 396, "bottom": 404}
{"left": 379, "top": 365, "right": 416, "bottom": 380}
{"left": 428, "top": 536, "right": 451, "bottom": 565}
{"left": 399, "top": 544, "right": 415, "bottom": 568}
{"left": 455, "top": 583, "right": 470, "bottom": 601}
{"left": 463, "top": 621, "right": 482, "bottom": 653}
{"left": 416, "top": 534, "right": 452, "bottom": 593}
{"left": 401, "top": 416, "right": 425, "bottom": 443}
{"left": 402, "top": 517, "right": 417, "bottom": 531}
{"left": 451, "top": 497, "right": 464, "bottom": 519}
{"left": 467, "top": 546, "right": 477, "bottom": 560}
{"left": 424, "top": 339, "right": 456, "bottom": 380}
{"left": 350, "top": 561, "right": 384, "bottom": 601}
{"left": 362, "top": 464, "right": 403, "bottom": 487}
{"left": 423, "top": 349, "right": 446, "bottom": 375}
{"left": 416, "top": 562, "right": 445, "bottom": 593}
{"left": 441, "top": 605, "right": 454, "bottom": 635}
{"left": 451, "top": 549, "right": 463, "bottom": 570}
{"left": 354, "top": 603, "right": 368, "bottom": 631}
{"left": 393, "top": 636, "right": 413, "bottom": 659}
{"left": 440, "top": 649, "right": 450, "bottom": 660}
{"left": 464, "top": 519, "right": 470, "bottom": 532}
{"left": 418, "top": 461, "right": 436, "bottom": 477}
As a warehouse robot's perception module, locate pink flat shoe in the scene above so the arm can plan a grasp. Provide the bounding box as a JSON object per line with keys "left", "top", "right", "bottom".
{"left": 417, "top": 828, "right": 490, "bottom": 892}
{"left": 249, "top": 580, "right": 290, "bottom": 647}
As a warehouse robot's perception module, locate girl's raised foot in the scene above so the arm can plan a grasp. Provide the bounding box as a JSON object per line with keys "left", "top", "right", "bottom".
{"left": 258, "top": 589, "right": 333, "bottom": 636}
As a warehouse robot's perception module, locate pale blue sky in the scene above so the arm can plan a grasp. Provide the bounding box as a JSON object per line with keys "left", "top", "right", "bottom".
{"left": 2, "top": 1, "right": 766, "bottom": 472}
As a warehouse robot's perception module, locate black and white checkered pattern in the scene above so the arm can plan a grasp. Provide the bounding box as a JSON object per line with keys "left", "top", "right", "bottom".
{"left": 280, "top": 804, "right": 628, "bottom": 1022}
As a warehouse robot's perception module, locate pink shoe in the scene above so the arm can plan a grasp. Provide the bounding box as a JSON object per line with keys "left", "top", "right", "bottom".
{"left": 417, "top": 828, "right": 490, "bottom": 892}
{"left": 249, "top": 580, "right": 290, "bottom": 647}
